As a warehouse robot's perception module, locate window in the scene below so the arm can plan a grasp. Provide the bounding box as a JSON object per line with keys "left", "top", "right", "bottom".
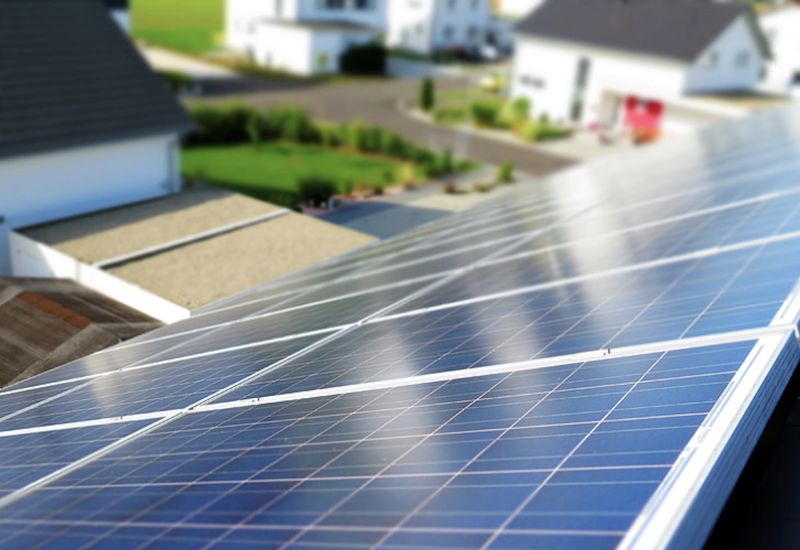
{"left": 472, "top": 0, "right": 479, "bottom": 8}
{"left": 275, "top": 0, "right": 283, "bottom": 16}
{"left": 417, "top": 23, "right": 425, "bottom": 36}
{"left": 443, "top": 26, "right": 454, "bottom": 41}
{"left": 467, "top": 26, "right": 478, "bottom": 42}
{"left": 449, "top": 0, "right": 456, "bottom": 9}
{"left": 571, "top": 57, "right": 591, "bottom": 122}
{"left": 520, "top": 75, "right": 545, "bottom": 89}
{"left": 736, "top": 51, "right": 750, "bottom": 67}
{"left": 702, "top": 51, "right": 718, "bottom": 68}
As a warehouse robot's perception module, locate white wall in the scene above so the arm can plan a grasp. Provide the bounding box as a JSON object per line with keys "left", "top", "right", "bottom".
{"left": 684, "top": 16, "right": 763, "bottom": 94}
{"left": 430, "top": 0, "right": 493, "bottom": 52}
{"left": 387, "top": 0, "right": 495, "bottom": 54}
{"left": 511, "top": 37, "right": 687, "bottom": 126}
{"left": 0, "top": 134, "right": 179, "bottom": 275}
{"left": 387, "top": 0, "right": 436, "bottom": 53}
{"left": 253, "top": 23, "right": 314, "bottom": 73}
{"left": 227, "top": 0, "right": 384, "bottom": 54}
{"left": 9, "top": 232, "right": 189, "bottom": 324}
{"left": 759, "top": 8, "right": 800, "bottom": 94}
{"left": 497, "top": 0, "right": 544, "bottom": 18}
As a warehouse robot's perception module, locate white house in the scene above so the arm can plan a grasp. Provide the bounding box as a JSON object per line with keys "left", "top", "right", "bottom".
{"left": 510, "top": 0, "right": 770, "bottom": 135}
{"left": 759, "top": 6, "right": 800, "bottom": 96}
{"left": 226, "top": 0, "right": 386, "bottom": 75}
{"left": 385, "top": 0, "right": 503, "bottom": 56}
{"left": 226, "top": 0, "right": 507, "bottom": 75}
{"left": 0, "top": 0, "right": 192, "bottom": 276}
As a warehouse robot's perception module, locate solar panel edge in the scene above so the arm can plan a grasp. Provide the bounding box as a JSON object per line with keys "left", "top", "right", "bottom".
{"left": 617, "top": 330, "right": 800, "bottom": 550}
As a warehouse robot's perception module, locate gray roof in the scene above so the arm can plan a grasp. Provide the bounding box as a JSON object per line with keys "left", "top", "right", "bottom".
{"left": 514, "top": 0, "right": 765, "bottom": 63}
{"left": 0, "top": 0, "right": 191, "bottom": 160}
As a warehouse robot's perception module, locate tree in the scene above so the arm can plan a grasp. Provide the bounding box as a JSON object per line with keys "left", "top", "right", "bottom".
{"left": 245, "top": 112, "right": 262, "bottom": 151}
{"left": 419, "top": 77, "right": 435, "bottom": 112}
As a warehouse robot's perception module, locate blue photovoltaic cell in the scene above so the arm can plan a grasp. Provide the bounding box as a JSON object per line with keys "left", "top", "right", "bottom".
{"left": 219, "top": 238, "right": 800, "bottom": 403}
{"left": 0, "top": 341, "right": 760, "bottom": 549}
{"left": 2, "top": 106, "right": 800, "bottom": 550}
{"left": 141, "top": 281, "right": 434, "bottom": 365}
{"left": 1, "top": 336, "right": 203, "bottom": 393}
{"left": 0, "top": 335, "right": 322, "bottom": 432}
{"left": 0, "top": 382, "right": 85, "bottom": 422}
{"left": 0, "top": 420, "right": 151, "bottom": 498}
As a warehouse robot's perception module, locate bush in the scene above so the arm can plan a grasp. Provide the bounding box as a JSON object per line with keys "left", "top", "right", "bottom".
{"left": 537, "top": 125, "right": 572, "bottom": 141}
{"left": 158, "top": 70, "right": 193, "bottom": 93}
{"left": 340, "top": 42, "right": 386, "bottom": 75}
{"left": 497, "top": 161, "right": 514, "bottom": 183}
{"left": 186, "top": 103, "right": 253, "bottom": 145}
{"left": 299, "top": 176, "right": 337, "bottom": 207}
{"left": 419, "top": 77, "right": 435, "bottom": 112}
{"left": 318, "top": 123, "right": 345, "bottom": 148}
{"left": 265, "top": 106, "right": 319, "bottom": 143}
{"left": 473, "top": 181, "right": 494, "bottom": 193}
{"left": 471, "top": 100, "right": 502, "bottom": 127}
{"left": 443, "top": 182, "right": 458, "bottom": 194}
{"left": 519, "top": 119, "right": 540, "bottom": 142}
{"left": 512, "top": 97, "right": 531, "bottom": 124}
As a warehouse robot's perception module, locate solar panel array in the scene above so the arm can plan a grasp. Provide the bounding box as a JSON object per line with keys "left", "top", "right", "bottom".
{"left": 3, "top": 106, "right": 800, "bottom": 550}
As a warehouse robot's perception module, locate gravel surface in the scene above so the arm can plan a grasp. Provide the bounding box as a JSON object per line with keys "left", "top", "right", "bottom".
{"left": 108, "top": 213, "right": 375, "bottom": 308}
{"left": 23, "top": 185, "right": 282, "bottom": 264}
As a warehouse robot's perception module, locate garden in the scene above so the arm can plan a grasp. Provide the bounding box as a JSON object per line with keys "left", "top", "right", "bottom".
{"left": 418, "top": 78, "right": 573, "bottom": 143}
{"left": 132, "top": 0, "right": 223, "bottom": 54}
{"left": 183, "top": 104, "right": 475, "bottom": 208}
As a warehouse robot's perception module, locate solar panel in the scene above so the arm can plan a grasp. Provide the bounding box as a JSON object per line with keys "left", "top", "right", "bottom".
{"left": 2, "top": 106, "right": 800, "bottom": 550}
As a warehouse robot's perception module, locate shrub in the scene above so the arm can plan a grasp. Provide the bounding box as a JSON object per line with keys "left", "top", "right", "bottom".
{"left": 433, "top": 106, "right": 469, "bottom": 125}
{"left": 298, "top": 176, "right": 337, "bottom": 207}
{"left": 497, "top": 161, "right": 514, "bottom": 183}
{"left": 443, "top": 182, "right": 458, "bottom": 194}
{"left": 340, "top": 42, "right": 386, "bottom": 75}
{"left": 473, "top": 181, "right": 494, "bottom": 193}
{"left": 340, "top": 179, "right": 354, "bottom": 196}
{"left": 318, "top": 123, "right": 345, "bottom": 148}
{"left": 379, "top": 131, "right": 406, "bottom": 157}
{"left": 419, "top": 77, "right": 435, "bottom": 112}
{"left": 265, "top": 106, "right": 319, "bottom": 143}
{"left": 519, "top": 119, "right": 540, "bottom": 142}
{"left": 512, "top": 97, "right": 531, "bottom": 124}
{"left": 537, "top": 125, "right": 572, "bottom": 141}
{"left": 245, "top": 112, "right": 263, "bottom": 150}
{"left": 158, "top": 70, "right": 193, "bottom": 93}
{"left": 186, "top": 103, "right": 253, "bottom": 145}
{"left": 471, "top": 100, "right": 502, "bottom": 127}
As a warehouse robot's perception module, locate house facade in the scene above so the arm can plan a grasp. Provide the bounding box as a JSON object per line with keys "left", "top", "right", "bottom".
{"left": 759, "top": 6, "right": 800, "bottom": 95}
{"left": 385, "top": 0, "right": 499, "bottom": 55}
{"left": 227, "top": 0, "right": 505, "bottom": 74}
{"left": 226, "top": 0, "right": 385, "bottom": 75}
{"left": 511, "top": 0, "right": 768, "bottom": 135}
{"left": 0, "top": 0, "right": 191, "bottom": 275}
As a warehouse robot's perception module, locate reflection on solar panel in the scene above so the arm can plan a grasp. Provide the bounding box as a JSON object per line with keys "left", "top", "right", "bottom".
{"left": 2, "top": 106, "right": 800, "bottom": 549}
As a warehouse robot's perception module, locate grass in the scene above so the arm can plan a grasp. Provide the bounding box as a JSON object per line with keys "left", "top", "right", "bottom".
{"left": 131, "top": 0, "right": 223, "bottom": 54}
{"left": 430, "top": 89, "right": 505, "bottom": 127}
{"left": 182, "top": 143, "right": 408, "bottom": 203}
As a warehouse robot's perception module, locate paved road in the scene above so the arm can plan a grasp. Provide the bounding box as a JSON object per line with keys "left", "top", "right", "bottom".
{"left": 187, "top": 77, "right": 575, "bottom": 177}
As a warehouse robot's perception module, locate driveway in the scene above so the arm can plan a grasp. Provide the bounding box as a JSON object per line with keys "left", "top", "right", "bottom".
{"left": 187, "top": 76, "right": 575, "bottom": 177}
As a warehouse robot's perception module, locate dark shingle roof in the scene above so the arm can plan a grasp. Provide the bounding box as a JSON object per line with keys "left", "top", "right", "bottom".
{"left": 0, "top": 0, "right": 190, "bottom": 160}
{"left": 514, "top": 0, "right": 760, "bottom": 63}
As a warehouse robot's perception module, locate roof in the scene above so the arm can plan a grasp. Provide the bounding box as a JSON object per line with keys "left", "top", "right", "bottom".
{"left": 514, "top": 0, "right": 764, "bottom": 63}
{"left": 21, "top": 184, "right": 376, "bottom": 308}
{"left": 0, "top": 0, "right": 191, "bottom": 160}
{"left": 0, "top": 278, "right": 161, "bottom": 387}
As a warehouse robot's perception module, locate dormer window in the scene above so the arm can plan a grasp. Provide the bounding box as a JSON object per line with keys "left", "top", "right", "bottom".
{"left": 736, "top": 51, "right": 750, "bottom": 67}
{"left": 701, "top": 51, "right": 718, "bottom": 68}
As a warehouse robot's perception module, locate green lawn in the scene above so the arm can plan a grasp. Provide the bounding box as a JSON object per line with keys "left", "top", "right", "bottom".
{"left": 131, "top": 0, "right": 223, "bottom": 54}
{"left": 182, "top": 143, "right": 406, "bottom": 204}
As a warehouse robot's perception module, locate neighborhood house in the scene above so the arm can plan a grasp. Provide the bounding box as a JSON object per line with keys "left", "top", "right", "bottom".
{"left": 759, "top": 5, "right": 800, "bottom": 96}
{"left": 510, "top": 0, "right": 770, "bottom": 136}
{"left": 226, "top": 0, "right": 509, "bottom": 75}
{"left": 0, "top": 0, "right": 191, "bottom": 276}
